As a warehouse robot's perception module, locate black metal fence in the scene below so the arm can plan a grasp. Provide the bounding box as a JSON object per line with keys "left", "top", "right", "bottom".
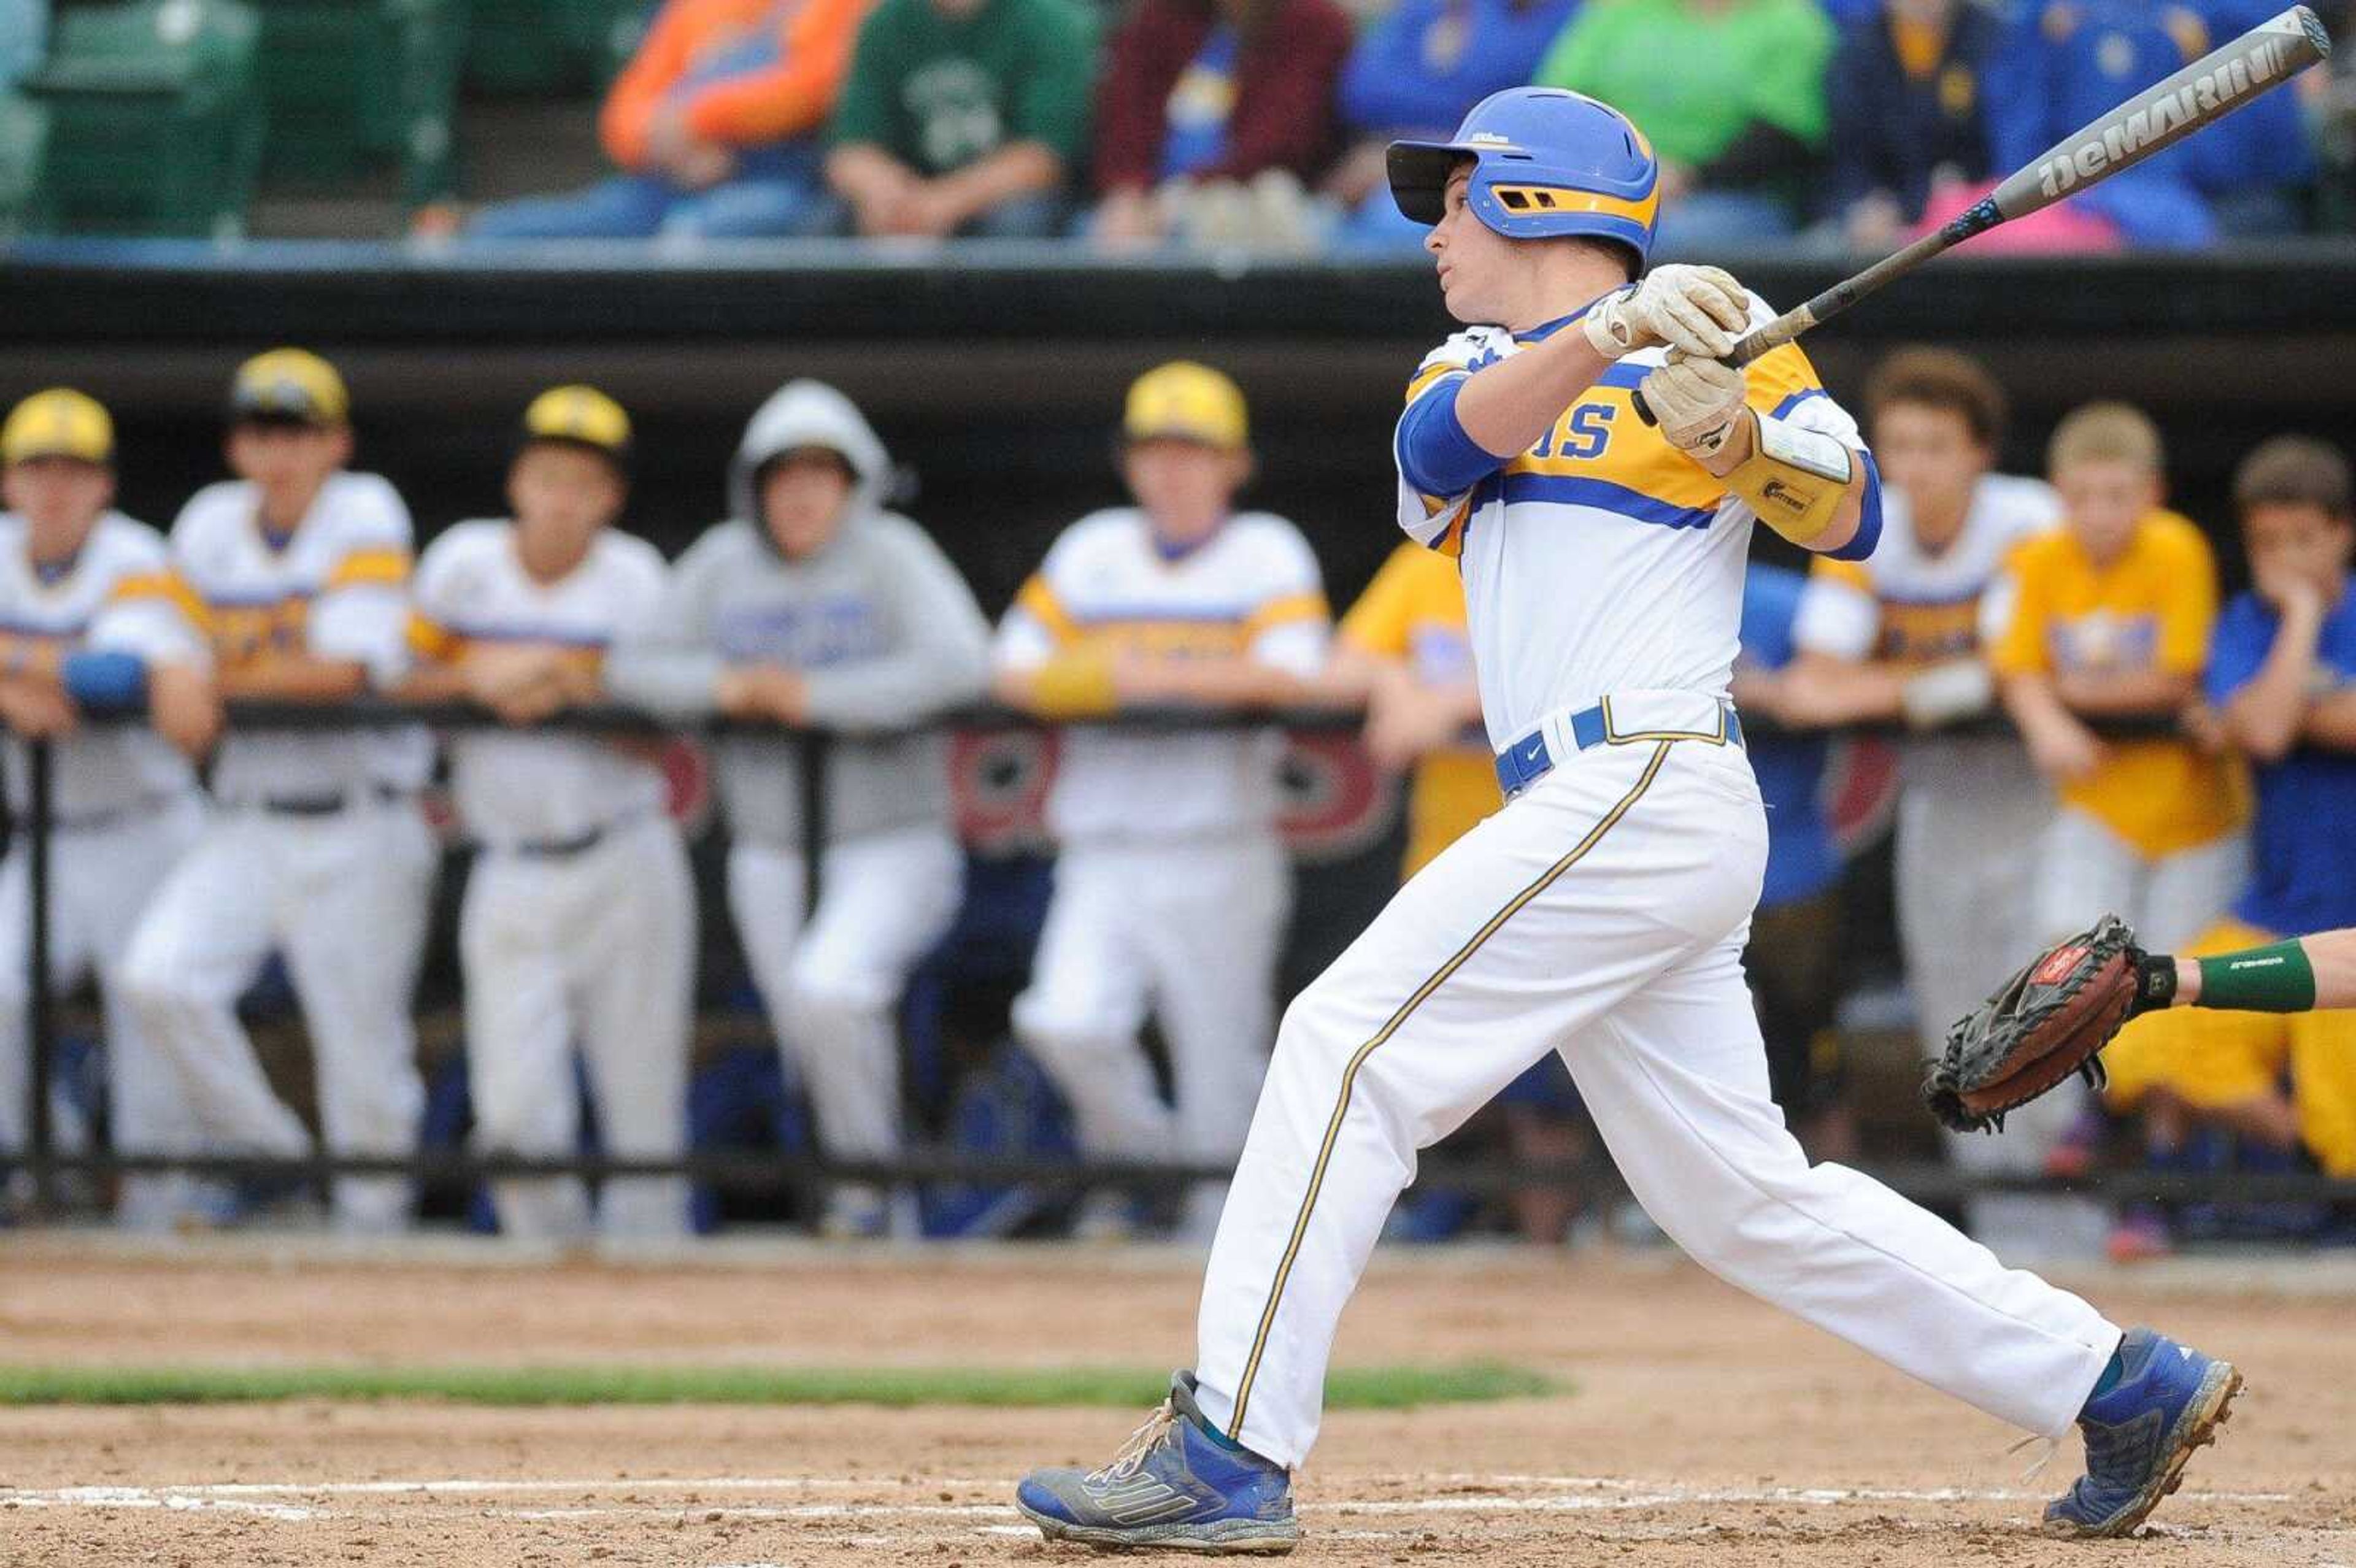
{"left": 13, "top": 698, "right": 2356, "bottom": 1224}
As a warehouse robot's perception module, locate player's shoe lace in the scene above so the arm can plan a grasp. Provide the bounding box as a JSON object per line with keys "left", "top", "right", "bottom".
{"left": 1089, "top": 1399, "right": 1179, "bottom": 1484}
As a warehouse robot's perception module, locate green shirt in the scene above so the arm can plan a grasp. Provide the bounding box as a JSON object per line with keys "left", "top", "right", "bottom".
{"left": 1534, "top": 0, "right": 1831, "bottom": 167}
{"left": 830, "top": 0, "right": 1099, "bottom": 175}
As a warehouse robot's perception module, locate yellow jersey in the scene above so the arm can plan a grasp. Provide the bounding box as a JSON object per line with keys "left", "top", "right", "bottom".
{"left": 1339, "top": 544, "right": 1500, "bottom": 877}
{"left": 1992, "top": 509, "right": 2245, "bottom": 856}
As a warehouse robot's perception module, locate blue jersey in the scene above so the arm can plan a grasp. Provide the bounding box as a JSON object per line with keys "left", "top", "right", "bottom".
{"left": 1741, "top": 562, "right": 1840, "bottom": 909}
{"left": 2205, "top": 585, "right": 2356, "bottom": 935}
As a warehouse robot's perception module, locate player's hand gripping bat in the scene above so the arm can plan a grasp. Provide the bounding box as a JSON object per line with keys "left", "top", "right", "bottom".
{"left": 1631, "top": 5, "right": 2331, "bottom": 423}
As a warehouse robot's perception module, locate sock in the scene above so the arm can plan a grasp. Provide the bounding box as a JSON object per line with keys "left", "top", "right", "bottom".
{"left": 2089, "top": 1343, "right": 2128, "bottom": 1400}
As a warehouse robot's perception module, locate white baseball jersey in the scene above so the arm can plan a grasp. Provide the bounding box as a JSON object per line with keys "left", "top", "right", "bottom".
{"left": 995, "top": 509, "right": 1330, "bottom": 842}
{"left": 1791, "top": 473, "right": 2060, "bottom": 666}
{"left": 1395, "top": 294, "right": 1866, "bottom": 748}
{"left": 170, "top": 471, "right": 430, "bottom": 804}
{"left": 408, "top": 520, "right": 671, "bottom": 851}
{"left": 0, "top": 511, "right": 203, "bottom": 818}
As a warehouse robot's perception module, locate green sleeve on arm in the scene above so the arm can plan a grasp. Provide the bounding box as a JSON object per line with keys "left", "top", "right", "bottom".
{"left": 1011, "top": 0, "right": 1098, "bottom": 164}
{"left": 2195, "top": 940, "right": 2319, "bottom": 1012}
{"left": 828, "top": 3, "right": 904, "bottom": 149}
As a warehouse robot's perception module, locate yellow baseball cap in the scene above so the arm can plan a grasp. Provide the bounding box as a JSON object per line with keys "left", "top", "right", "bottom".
{"left": 1, "top": 388, "right": 114, "bottom": 466}
{"left": 1123, "top": 361, "right": 1249, "bottom": 452}
{"left": 521, "top": 383, "right": 632, "bottom": 464}
{"left": 229, "top": 347, "right": 349, "bottom": 426}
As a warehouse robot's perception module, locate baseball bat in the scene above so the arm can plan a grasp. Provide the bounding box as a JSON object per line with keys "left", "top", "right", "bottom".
{"left": 1631, "top": 4, "right": 2330, "bottom": 423}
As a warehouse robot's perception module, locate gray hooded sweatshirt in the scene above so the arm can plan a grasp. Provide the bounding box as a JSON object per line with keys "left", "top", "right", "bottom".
{"left": 604, "top": 380, "right": 990, "bottom": 848}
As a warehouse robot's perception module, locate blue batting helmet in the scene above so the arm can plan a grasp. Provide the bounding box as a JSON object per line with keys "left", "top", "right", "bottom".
{"left": 1388, "top": 87, "right": 1660, "bottom": 269}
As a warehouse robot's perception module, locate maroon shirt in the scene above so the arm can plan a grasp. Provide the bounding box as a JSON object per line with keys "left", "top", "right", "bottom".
{"left": 1092, "top": 0, "right": 1353, "bottom": 192}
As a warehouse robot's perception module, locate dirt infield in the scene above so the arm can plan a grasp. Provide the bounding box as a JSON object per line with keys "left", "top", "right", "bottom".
{"left": 2, "top": 1239, "right": 2351, "bottom": 1566}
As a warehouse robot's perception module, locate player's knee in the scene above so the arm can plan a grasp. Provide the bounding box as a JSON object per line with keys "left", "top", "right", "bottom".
{"left": 783, "top": 961, "right": 891, "bottom": 1033}
{"left": 118, "top": 947, "right": 198, "bottom": 1029}
{"left": 1011, "top": 997, "right": 1124, "bottom": 1074}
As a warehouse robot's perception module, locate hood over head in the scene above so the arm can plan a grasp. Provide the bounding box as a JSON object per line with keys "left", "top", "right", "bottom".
{"left": 728, "top": 379, "right": 891, "bottom": 542}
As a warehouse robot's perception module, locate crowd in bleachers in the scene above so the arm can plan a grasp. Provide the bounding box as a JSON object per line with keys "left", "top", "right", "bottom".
{"left": 2, "top": 0, "right": 2349, "bottom": 245}
{"left": 2, "top": 335, "right": 2354, "bottom": 1256}
{"left": 434, "top": 0, "right": 2336, "bottom": 248}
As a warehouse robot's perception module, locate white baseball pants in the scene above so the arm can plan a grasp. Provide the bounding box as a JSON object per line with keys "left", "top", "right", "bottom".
{"left": 0, "top": 795, "right": 204, "bottom": 1230}
{"left": 123, "top": 799, "right": 437, "bottom": 1233}
{"left": 2031, "top": 807, "right": 2247, "bottom": 953}
{"left": 1189, "top": 734, "right": 2120, "bottom": 1469}
{"left": 1896, "top": 770, "right": 2102, "bottom": 1250}
{"left": 1014, "top": 834, "right": 1291, "bottom": 1183}
{"left": 728, "top": 829, "right": 964, "bottom": 1168}
{"left": 463, "top": 817, "right": 696, "bottom": 1242}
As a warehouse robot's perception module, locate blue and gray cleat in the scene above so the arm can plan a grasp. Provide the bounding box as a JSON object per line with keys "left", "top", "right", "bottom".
{"left": 2044, "top": 1326, "right": 2243, "bottom": 1539}
{"left": 1016, "top": 1370, "right": 1297, "bottom": 1553}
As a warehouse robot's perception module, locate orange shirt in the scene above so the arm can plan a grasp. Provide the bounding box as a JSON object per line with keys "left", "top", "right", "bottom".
{"left": 601, "top": 0, "right": 871, "bottom": 167}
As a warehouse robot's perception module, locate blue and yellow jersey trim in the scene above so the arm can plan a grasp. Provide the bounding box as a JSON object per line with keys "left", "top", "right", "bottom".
{"left": 406, "top": 610, "right": 609, "bottom": 671}
{"left": 1403, "top": 336, "right": 1838, "bottom": 554}
{"left": 110, "top": 569, "right": 213, "bottom": 630}
{"left": 1017, "top": 575, "right": 1327, "bottom": 658}
{"left": 326, "top": 547, "right": 411, "bottom": 592}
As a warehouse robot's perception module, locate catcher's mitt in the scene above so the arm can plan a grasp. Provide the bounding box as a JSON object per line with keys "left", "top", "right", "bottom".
{"left": 1925, "top": 913, "right": 2165, "bottom": 1134}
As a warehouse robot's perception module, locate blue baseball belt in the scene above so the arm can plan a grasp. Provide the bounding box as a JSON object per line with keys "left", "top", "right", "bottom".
{"left": 1494, "top": 698, "right": 1745, "bottom": 797}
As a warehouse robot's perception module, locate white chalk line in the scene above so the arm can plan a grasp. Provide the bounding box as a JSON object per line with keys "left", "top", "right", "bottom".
{"left": 0, "top": 1472, "right": 2302, "bottom": 1530}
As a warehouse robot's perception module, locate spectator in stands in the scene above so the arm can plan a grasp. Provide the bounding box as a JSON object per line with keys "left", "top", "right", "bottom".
{"left": 1322, "top": 0, "right": 1579, "bottom": 252}
{"left": 819, "top": 0, "right": 1098, "bottom": 239}
{"left": 1818, "top": 0, "right": 2000, "bottom": 251}
{"left": 1994, "top": 402, "right": 2247, "bottom": 951}
{"left": 1729, "top": 563, "right": 1858, "bottom": 1163}
{"left": 606, "top": 380, "right": 991, "bottom": 1240}
{"left": 993, "top": 363, "right": 1329, "bottom": 1240}
{"left": 1533, "top": 0, "right": 1834, "bottom": 251}
{"left": 1765, "top": 348, "right": 2068, "bottom": 1248}
{"left": 2098, "top": 437, "right": 2356, "bottom": 1257}
{"left": 1089, "top": 0, "right": 1354, "bottom": 252}
{"left": 1981, "top": 0, "right": 2314, "bottom": 247}
{"left": 460, "top": 0, "right": 870, "bottom": 241}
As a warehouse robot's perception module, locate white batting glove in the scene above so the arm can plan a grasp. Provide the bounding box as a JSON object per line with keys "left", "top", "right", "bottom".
{"left": 1638, "top": 353, "right": 1749, "bottom": 461}
{"left": 1580, "top": 265, "right": 1749, "bottom": 360}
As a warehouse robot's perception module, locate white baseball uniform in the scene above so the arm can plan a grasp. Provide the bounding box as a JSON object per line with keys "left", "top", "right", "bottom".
{"left": 1791, "top": 474, "right": 2102, "bottom": 1247}
{"left": 122, "top": 471, "right": 437, "bottom": 1234}
{"left": 0, "top": 511, "right": 207, "bottom": 1229}
{"left": 410, "top": 520, "right": 693, "bottom": 1242}
{"left": 1186, "top": 301, "right": 2121, "bottom": 1469}
{"left": 996, "top": 509, "right": 1328, "bottom": 1224}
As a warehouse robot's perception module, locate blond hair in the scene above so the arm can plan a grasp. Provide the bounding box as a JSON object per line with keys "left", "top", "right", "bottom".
{"left": 2047, "top": 401, "right": 2164, "bottom": 477}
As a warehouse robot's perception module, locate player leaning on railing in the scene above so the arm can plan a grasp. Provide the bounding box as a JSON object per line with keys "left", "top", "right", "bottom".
{"left": 1014, "top": 86, "right": 2239, "bottom": 1553}
{"left": 0, "top": 390, "right": 215, "bottom": 1231}
{"left": 118, "top": 351, "right": 438, "bottom": 1238}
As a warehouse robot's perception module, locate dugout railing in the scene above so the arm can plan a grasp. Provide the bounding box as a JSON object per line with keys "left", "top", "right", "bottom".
{"left": 12, "top": 698, "right": 2356, "bottom": 1223}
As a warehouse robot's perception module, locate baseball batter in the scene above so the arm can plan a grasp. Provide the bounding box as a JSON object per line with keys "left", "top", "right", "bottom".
{"left": 0, "top": 390, "right": 215, "bottom": 1229}
{"left": 123, "top": 350, "right": 437, "bottom": 1235}
{"left": 606, "top": 379, "right": 990, "bottom": 1240}
{"left": 994, "top": 362, "right": 1330, "bottom": 1242}
{"left": 402, "top": 387, "right": 693, "bottom": 1242}
{"left": 1768, "top": 349, "right": 2082, "bottom": 1248}
{"left": 1017, "top": 88, "right": 2237, "bottom": 1552}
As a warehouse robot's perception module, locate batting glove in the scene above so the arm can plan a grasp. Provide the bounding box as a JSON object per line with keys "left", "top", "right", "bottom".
{"left": 1581, "top": 265, "right": 1749, "bottom": 361}
{"left": 1638, "top": 353, "right": 1749, "bottom": 462}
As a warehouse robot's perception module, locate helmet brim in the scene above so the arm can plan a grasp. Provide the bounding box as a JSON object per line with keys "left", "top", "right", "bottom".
{"left": 1386, "top": 140, "right": 1477, "bottom": 225}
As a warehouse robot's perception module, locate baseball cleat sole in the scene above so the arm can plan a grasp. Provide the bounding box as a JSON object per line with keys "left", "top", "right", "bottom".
{"left": 2043, "top": 1362, "right": 2244, "bottom": 1540}
{"left": 1017, "top": 1499, "right": 1299, "bottom": 1554}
